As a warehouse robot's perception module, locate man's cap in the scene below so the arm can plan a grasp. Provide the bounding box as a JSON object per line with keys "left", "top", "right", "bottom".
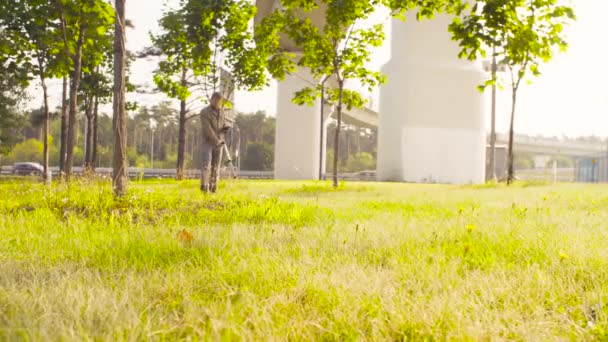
{"left": 211, "top": 92, "right": 223, "bottom": 99}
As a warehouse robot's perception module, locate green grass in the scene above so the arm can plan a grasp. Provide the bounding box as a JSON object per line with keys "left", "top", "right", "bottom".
{"left": 1, "top": 179, "right": 608, "bottom": 340}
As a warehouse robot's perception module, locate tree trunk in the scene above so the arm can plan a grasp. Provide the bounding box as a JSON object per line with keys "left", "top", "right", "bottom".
{"left": 41, "top": 75, "right": 51, "bottom": 185}
{"left": 59, "top": 76, "right": 68, "bottom": 177}
{"left": 176, "top": 100, "right": 187, "bottom": 180}
{"left": 65, "top": 22, "right": 86, "bottom": 181}
{"left": 176, "top": 67, "right": 188, "bottom": 180}
{"left": 113, "top": 0, "right": 128, "bottom": 197}
{"left": 507, "top": 87, "right": 517, "bottom": 185}
{"left": 92, "top": 95, "right": 99, "bottom": 170}
{"left": 83, "top": 97, "right": 89, "bottom": 168}
{"left": 319, "top": 84, "right": 326, "bottom": 180}
{"left": 488, "top": 47, "right": 497, "bottom": 181}
{"left": 333, "top": 80, "right": 344, "bottom": 188}
{"left": 55, "top": 1, "right": 69, "bottom": 179}
{"left": 84, "top": 95, "right": 94, "bottom": 175}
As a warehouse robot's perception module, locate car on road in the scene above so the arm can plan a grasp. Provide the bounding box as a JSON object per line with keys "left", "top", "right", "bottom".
{"left": 12, "top": 162, "right": 44, "bottom": 176}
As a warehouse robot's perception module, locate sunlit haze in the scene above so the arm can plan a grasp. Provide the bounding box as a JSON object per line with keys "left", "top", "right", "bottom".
{"left": 30, "top": 0, "right": 608, "bottom": 137}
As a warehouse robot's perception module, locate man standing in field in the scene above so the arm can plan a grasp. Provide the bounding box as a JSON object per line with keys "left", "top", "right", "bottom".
{"left": 200, "top": 92, "right": 231, "bottom": 193}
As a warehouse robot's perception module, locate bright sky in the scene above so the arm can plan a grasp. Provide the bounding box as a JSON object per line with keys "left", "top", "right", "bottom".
{"left": 32, "top": 0, "right": 608, "bottom": 137}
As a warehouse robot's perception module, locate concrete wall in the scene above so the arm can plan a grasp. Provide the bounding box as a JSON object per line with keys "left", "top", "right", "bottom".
{"left": 378, "top": 15, "right": 486, "bottom": 184}
{"left": 274, "top": 70, "right": 321, "bottom": 180}
{"left": 486, "top": 145, "right": 508, "bottom": 180}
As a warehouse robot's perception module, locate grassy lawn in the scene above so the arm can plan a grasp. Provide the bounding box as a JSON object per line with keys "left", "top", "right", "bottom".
{"left": 1, "top": 179, "right": 608, "bottom": 340}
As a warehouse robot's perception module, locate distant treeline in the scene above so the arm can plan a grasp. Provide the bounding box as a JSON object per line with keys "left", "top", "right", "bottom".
{"left": 0, "top": 105, "right": 378, "bottom": 173}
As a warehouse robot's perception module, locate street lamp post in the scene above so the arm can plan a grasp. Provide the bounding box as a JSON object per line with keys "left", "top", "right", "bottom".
{"left": 489, "top": 47, "right": 498, "bottom": 181}
{"left": 234, "top": 126, "right": 241, "bottom": 173}
{"left": 319, "top": 76, "right": 329, "bottom": 181}
{"left": 483, "top": 46, "right": 504, "bottom": 181}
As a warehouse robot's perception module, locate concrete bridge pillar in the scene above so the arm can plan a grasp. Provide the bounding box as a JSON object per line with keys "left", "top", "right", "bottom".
{"left": 319, "top": 102, "right": 334, "bottom": 178}
{"left": 533, "top": 155, "right": 552, "bottom": 169}
{"left": 274, "top": 69, "right": 321, "bottom": 180}
{"left": 377, "top": 15, "right": 486, "bottom": 184}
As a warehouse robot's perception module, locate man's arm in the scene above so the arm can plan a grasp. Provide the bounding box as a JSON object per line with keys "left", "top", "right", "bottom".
{"left": 221, "top": 110, "right": 233, "bottom": 132}
{"left": 202, "top": 113, "right": 222, "bottom": 146}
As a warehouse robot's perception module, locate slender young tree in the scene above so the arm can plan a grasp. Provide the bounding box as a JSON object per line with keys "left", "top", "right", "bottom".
{"left": 149, "top": 9, "right": 194, "bottom": 180}
{"left": 81, "top": 38, "right": 113, "bottom": 174}
{"left": 59, "top": 76, "right": 68, "bottom": 175}
{"left": 449, "top": 2, "right": 508, "bottom": 181}
{"left": 113, "top": 0, "right": 128, "bottom": 196}
{"left": 0, "top": 64, "right": 28, "bottom": 156}
{"left": 0, "top": 0, "right": 67, "bottom": 184}
{"left": 450, "top": 0, "right": 575, "bottom": 184}
{"left": 262, "top": 0, "right": 386, "bottom": 187}
{"left": 81, "top": 68, "right": 112, "bottom": 174}
{"left": 261, "top": 0, "right": 464, "bottom": 187}
{"left": 54, "top": 0, "right": 114, "bottom": 181}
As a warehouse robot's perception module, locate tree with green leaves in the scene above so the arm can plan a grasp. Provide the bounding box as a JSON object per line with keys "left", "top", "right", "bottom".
{"left": 450, "top": 0, "right": 506, "bottom": 181}
{"left": 81, "top": 66, "right": 111, "bottom": 174}
{"left": 0, "top": 0, "right": 67, "bottom": 183}
{"left": 150, "top": 8, "right": 196, "bottom": 180}
{"left": 234, "top": 111, "right": 275, "bottom": 149}
{"left": 54, "top": 0, "right": 114, "bottom": 181}
{"left": 388, "top": 0, "right": 464, "bottom": 16}
{"left": 0, "top": 65, "right": 28, "bottom": 156}
{"left": 59, "top": 76, "right": 68, "bottom": 173}
{"left": 150, "top": 0, "right": 275, "bottom": 180}
{"left": 450, "top": 0, "right": 575, "bottom": 184}
{"left": 242, "top": 142, "right": 274, "bottom": 171}
{"left": 261, "top": 0, "right": 386, "bottom": 187}
{"left": 261, "top": 0, "right": 465, "bottom": 187}
{"left": 80, "top": 27, "right": 113, "bottom": 174}
{"left": 235, "top": 111, "right": 276, "bottom": 170}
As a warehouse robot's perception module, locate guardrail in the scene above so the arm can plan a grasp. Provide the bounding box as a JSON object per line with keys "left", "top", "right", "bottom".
{"left": 0, "top": 166, "right": 379, "bottom": 182}
{"left": 1, "top": 166, "right": 275, "bottom": 179}
{"left": 510, "top": 168, "right": 575, "bottom": 182}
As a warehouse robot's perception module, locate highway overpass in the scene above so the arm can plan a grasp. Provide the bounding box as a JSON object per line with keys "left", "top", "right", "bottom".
{"left": 494, "top": 134, "right": 606, "bottom": 157}
{"left": 338, "top": 108, "right": 605, "bottom": 159}
{"left": 257, "top": 1, "right": 599, "bottom": 183}
{"left": 257, "top": 1, "right": 487, "bottom": 184}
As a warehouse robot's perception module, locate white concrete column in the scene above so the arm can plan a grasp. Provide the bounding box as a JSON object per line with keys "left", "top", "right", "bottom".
{"left": 320, "top": 103, "right": 334, "bottom": 178}
{"left": 274, "top": 69, "right": 321, "bottom": 180}
{"left": 378, "top": 15, "right": 487, "bottom": 184}
{"left": 534, "top": 155, "right": 551, "bottom": 169}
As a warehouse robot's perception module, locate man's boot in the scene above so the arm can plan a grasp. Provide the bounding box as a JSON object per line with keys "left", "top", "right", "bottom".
{"left": 210, "top": 166, "right": 218, "bottom": 193}
{"left": 209, "top": 170, "right": 217, "bottom": 193}
{"left": 201, "top": 168, "right": 211, "bottom": 193}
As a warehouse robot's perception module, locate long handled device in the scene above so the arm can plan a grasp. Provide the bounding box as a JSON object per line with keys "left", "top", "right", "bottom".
{"left": 222, "top": 143, "right": 238, "bottom": 179}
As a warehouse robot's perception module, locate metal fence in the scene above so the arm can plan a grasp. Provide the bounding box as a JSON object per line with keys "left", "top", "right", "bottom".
{"left": 5, "top": 162, "right": 608, "bottom": 184}
{"left": 0, "top": 166, "right": 274, "bottom": 179}
{"left": 1, "top": 166, "right": 378, "bottom": 182}
{"left": 515, "top": 168, "right": 575, "bottom": 183}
